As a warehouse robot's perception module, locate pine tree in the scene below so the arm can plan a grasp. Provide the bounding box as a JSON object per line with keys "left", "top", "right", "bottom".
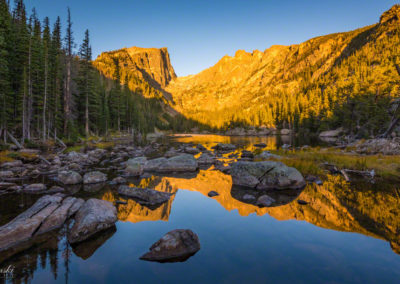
{"left": 77, "top": 29, "right": 94, "bottom": 137}
{"left": 0, "top": 0, "right": 11, "bottom": 138}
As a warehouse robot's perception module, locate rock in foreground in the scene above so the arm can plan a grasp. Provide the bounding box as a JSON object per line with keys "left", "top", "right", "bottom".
{"left": 83, "top": 171, "right": 107, "bottom": 184}
{"left": 58, "top": 170, "right": 82, "bottom": 185}
{"left": 118, "top": 185, "right": 172, "bottom": 205}
{"left": 68, "top": 199, "right": 117, "bottom": 244}
{"left": 0, "top": 194, "right": 83, "bottom": 252}
{"left": 231, "top": 161, "right": 306, "bottom": 190}
{"left": 140, "top": 229, "right": 200, "bottom": 262}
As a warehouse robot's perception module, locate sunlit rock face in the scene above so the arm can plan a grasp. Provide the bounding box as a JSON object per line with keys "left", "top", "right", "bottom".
{"left": 94, "top": 46, "right": 176, "bottom": 94}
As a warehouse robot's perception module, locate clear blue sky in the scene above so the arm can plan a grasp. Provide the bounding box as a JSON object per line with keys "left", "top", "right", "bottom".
{"left": 25, "top": 0, "right": 398, "bottom": 76}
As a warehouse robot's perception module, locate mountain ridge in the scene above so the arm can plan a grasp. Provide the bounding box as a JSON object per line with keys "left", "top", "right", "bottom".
{"left": 93, "top": 5, "right": 400, "bottom": 135}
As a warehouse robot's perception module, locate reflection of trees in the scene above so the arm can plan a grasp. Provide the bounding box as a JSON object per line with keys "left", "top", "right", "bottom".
{"left": 265, "top": 175, "right": 400, "bottom": 254}
{"left": 0, "top": 231, "right": 60, "bottom": 284}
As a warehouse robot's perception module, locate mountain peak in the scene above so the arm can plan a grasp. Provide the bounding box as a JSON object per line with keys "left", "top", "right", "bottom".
{"left": 380, "top": 5, "right": 400, "bottom": 24}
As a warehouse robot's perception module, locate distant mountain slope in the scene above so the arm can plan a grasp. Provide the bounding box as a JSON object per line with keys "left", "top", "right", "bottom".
{"left": 166, "top": 5, "right": 400, "bottom": 134}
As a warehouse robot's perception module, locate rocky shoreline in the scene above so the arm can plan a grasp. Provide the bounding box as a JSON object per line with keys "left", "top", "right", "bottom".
{"left": 0, "top": 134, "right": 399, "bottom": 262}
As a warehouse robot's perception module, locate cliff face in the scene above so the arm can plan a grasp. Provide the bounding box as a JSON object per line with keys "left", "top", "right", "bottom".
{"left": 94, "top": 46, "right": 176, "bottom": 97}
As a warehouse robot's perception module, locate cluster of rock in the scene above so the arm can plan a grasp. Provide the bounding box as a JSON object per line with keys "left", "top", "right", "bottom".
{"left": 353, "top": 138, "right": 400, "bottom": 155}
{"left": 0, "top": 194, "right": 117, "bottom": 257}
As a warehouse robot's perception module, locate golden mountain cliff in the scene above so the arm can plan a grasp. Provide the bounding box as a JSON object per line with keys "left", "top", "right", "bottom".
{"left": 94, "top": 5, "right": 400, "bottom": 131}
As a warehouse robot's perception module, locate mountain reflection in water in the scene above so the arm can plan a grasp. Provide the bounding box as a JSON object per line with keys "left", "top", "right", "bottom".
{"left": 1, "top": 139, "right": 400, "bottom": 282}
{"left": 100, "top": 169, "right": 400, "bottom": 255}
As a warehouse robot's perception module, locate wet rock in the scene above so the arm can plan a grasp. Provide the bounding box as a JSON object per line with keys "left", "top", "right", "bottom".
{"left": 152, "top": 154, "right": 198, "bottom": 173}
{"left": 118, "top": 185, "right": 172, "bottom": 205}
{"left": 254, "top": 143, "right": 267, "bottom": 148}
{"left": 0, "top": 195, "right": 64, "bottom": 251}
{"left": 197, "top": 153, "right": 215, "bottom": 165}
{"left": 184, "top": 147, "right": 200, "bottom": 155}
{"left": 140, "top": 229, "right": 200, "bottom": 262}
{"left": 37, "top": 197, "right": 83, "bottom": 235}
{"left": 0, "top": 171, "right": 14, "bottom": 178}
{"left": 58, "top": 170, "right": 82, "bottom": 185}
{"left": 231, "top": 161, "right": 306, "bottom": 190}
{"left": 22, "top": 183, "right": 47, "bottom": 194}
{"left": 68, "top": 198, "right": 85, "bottom": 218}
{"left": 68, "top": 199, "right": 117, "bottom": 244}
{"left": 208, "top": 191, "right": 219, "bottom": 197}
{"left": 83, "top": 171, "right": 107, "bottom": 184}
{"left": 255, "top": 151, "right": 281, "bottom": 160}
{"left": 256, "top": 195, "right": 275, "bottom": 207}
{"left": 111, "top": 176, "right": 126, "bottom": 184}
{"left": 213, "top": 143, "right": 236, "bottom": 152}
{"left": 126, "top": 157, "right": 147, "bottom": 176}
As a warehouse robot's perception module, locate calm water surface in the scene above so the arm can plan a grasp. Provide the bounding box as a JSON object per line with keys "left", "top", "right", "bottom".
{"left": 1, "top": 135, "right": 400, "bottom": 283}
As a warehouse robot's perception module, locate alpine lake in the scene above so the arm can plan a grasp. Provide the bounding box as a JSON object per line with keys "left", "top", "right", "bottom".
{"left": 1, "top": 134, "right": 400, "bottom": 284}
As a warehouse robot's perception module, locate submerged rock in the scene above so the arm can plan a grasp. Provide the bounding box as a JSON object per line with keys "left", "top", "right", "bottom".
{"left": 58, "top": 170, "right": 82, "bottom": 185}
{"left": 68, "top": 199, "right": 117, "bottom": 244}
{"left": 140, "top": 229, "right": 200, "bottom": 262}
{"left": 256, "top": 195, "right": 275, "bottom": 207}
{"left": 208, "top": 191, "right": 219, "bottom": 197}
{"left": 83, "top": 171, "right": 107, "bottom": 184}
{"left": 118, "top": 185, "right": 172, "bottom": 205}
{"left": 230, "top": 161, "right": 306, "bottom": 190}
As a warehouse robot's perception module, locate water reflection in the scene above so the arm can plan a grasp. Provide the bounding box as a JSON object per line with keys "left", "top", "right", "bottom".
{"left": 169, "top": 134, "right": 323, "bottom": 150}
{"left": 103, "top": 170, "right": 400, "bottom": 256}
{"left": 1, "top": 135, "right": 400, "bottom": 282}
